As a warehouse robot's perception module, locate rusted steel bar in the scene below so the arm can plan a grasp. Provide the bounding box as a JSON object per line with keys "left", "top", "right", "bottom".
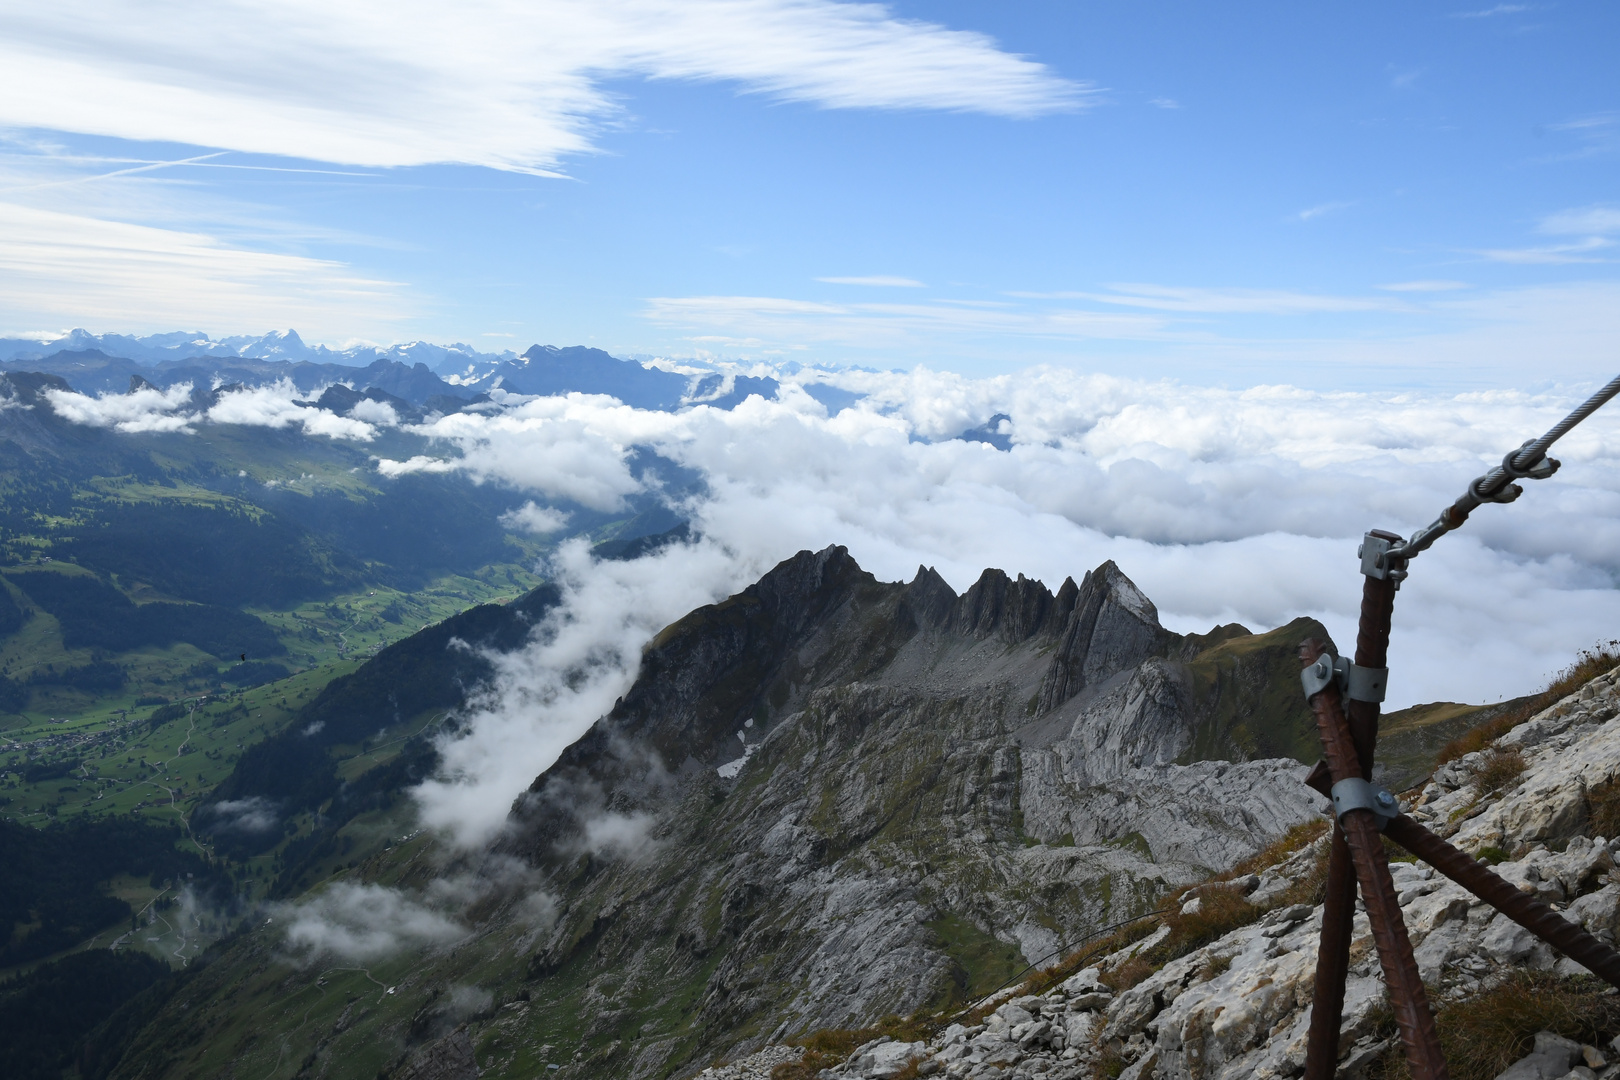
{"left": 1303, "top": 565, "right": 1398, "bottom": 1080}
{"left": 1303, "top": 824, "right": 1358, "bottom": 1080}
{"left": 1304, "top": 766, "right": 1620, "bottom": 990}
{"left": 1302, "top": 639, "right": 1449, "bottom": 1080}
{"left": 1384, "top": 816, "right": 1620, "bottom": 989}
{"left": 1348, "top": 551, "right": 1399, "bottom": 776}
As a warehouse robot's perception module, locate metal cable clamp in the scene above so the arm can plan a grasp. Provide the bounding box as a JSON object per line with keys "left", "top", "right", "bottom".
{"left": 1300, "top": 653, "right": 1389, "bottom": 703}
{"left": 1330, "top": 777, "right": 1400, "bottom": 830}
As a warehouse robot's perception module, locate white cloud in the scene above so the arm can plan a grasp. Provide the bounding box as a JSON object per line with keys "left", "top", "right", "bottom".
{"left": 816, "top": 276, "right": 926, "bottom": 287}
{"left": 396, "top": 396, "right": 645, "bottom": 511}
{"left": 1476, "top": 237, "right": 1612, "bottom": 264}
{"left": 499, "top": 501, "right": 574, "bottom": 535}
{"left": 0, "top": 1, "right": 1080, "bottom": 174}
{"left": 1296, "top": 200, "right": 1355, "bottom": 222}
{"left": 43, "top": 381, "right": 196, "bottom": 433}
{"left": 0, "top": 201, "right": 409, "bottom": 338}
{"left": 1077, "top": 283, "right": 1398, "bottom": 314}
{"left": 1539, "top": 206, "right": 1620, "bottom": 236}
{"left": 1452, "top": 3, "right": 1532, "bottom": 17}
{"left": 347, "top": 398, "right": 399, "bottom": 426}
{"left": 204, "top": 796, "right": 279, "bottom": 834}
{"left": 1376, "top": 280, "right": 1470, "bottom": 293}
{"left": 41, "top": 376, "right": 393, "bottom": 441}
{"left": 643, "top": 292, "right": 1175, "bottom": 348}
{"left": 580, "top": 811, "right": 660, "bottom": 859}
{"left": 206, "top": 380, "right": 379, "bottom": 440}
{"left": 1536, "top": 115, "right": 1618, "bottom": 162}
{"left": 413, "top": 537, "right": 747, "bottom": 848}
{"left": 277, "top": 882, "right": 467, "bottom": 962}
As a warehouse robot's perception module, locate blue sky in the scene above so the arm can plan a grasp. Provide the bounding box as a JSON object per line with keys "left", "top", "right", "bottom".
{"left": 1, "top": 1, "right": 1615, "bottom": 386}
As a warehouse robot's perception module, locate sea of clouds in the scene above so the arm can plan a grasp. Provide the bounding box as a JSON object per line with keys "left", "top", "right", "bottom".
{"left": 41, "top": 363, "right": 1620, "bottom": 951}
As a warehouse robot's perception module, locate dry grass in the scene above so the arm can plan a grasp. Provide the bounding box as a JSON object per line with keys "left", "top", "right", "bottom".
{"left": 1589, "top": 776, "right": 1620, "bottom": 840}
{"left": 1372, "top": 972, "right": 1620, "bottom": 1080}
{"left": 1437, "top": 642, "right": 1620, "bottom": 765}
{"left": 1474, "top": 746, "right": 1527, "bottom": 796}
{"left": 1231, "top": 819, "right": 1330, "bottom": 878}
{"left": 1013, "top": 918, "right": 1161, "bottom": 1002}
{"left": 1094, "top": 886, "right": 1268, "bottom": 993}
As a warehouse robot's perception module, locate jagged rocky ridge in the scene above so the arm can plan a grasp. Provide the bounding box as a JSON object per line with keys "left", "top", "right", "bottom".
{"left": 703, "top": 660, "right": 1620, "bottom": 1080}
{"left": 90, "top": 546, "right": 1342, "bottom": 1080}
{"left": 499, "top": 546, "right": 1329, "bottom": 1077}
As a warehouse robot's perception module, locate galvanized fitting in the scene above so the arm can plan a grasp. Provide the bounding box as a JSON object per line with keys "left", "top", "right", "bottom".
{"left": 1299, "top": 654, "right": 1388, "bottom": 703}
{"left": 1330, "top": 777, "right": 1399, "bottom": 830}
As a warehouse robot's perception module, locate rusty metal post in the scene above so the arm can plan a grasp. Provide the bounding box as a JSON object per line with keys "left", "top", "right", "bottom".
{"left": 1302, "top": 639, "right": 1449, "bottom": 1080}
{"left": 1303, "top": 559, "right": 1399, "bottom": 1080}
{"left": 1303, "top": 824, "right": 1357, "bottom": 1080}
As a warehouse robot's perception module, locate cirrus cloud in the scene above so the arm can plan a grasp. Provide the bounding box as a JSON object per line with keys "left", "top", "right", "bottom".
{"left": 0, "top": 1, "right": 1082, "bottom": 174}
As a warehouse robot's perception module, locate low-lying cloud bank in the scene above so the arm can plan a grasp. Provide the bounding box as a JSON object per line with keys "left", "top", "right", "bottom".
{"left": 35, "top": 361, "right": 1620, "bottom": 860}
{"left": 274, "top": 856, "right": 560, "bottom": 963}
{"left": 42, "top": 378, "right": 384, "bottom": 440}
{"left": 385, "top": 365, "right": 1620, "bottom": 851}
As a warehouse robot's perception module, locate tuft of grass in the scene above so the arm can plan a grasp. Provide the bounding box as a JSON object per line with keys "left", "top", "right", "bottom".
{"left": 1588, "top": 777, "right": 1620, "bottom": 840}
{"left": 1437, "top": 642, "right": 1620, "bottom": 765}
{"left": 1373, "top": 972, "right": 1620, "bottom": 1080}
{"left": 1096, "top": 1043, "right": 1129, "bottom": 1078}
{"left": 889, "top": 1059, "right": 924, "bottom": 1080}
{"left": 1231, "top": 819, "right": 1330, "bottom": 878}
{"left": 1017, "top": 918, "right": 1161, "bottom": 1002}
{"left": 1474, "top": 845, "right": 1509, "bottom": 865}
{"left": 775, "top": 1013, "right": 943, "bottom": 1079}
{"left": 770, "top": 1051, "right": 829, "bottom": 1080}
{"left": 1098, "top": 952, "right": 1160, "bottom": 994}
{"left": 1096, "top": 886, "right": 1268, "bottom": 993}
{"left": 1474, "top": 746, "right": 1527, "bottom": 797}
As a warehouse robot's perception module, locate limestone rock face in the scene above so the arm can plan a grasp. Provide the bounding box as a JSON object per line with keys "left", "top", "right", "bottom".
{"left": 721, "top": 662, "right": 1620, "bottom": 1080}
{"left": 499, "top": 547, "right": 1332, "bottom": 1077}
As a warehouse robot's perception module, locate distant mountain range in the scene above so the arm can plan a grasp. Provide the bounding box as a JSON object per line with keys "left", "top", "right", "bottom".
{"left": 0, "top": 339, "right": 784, "bottom": 414}
{"left": 0, "top": 326, "right": 1001, "bottom": 433}
{"left": 0, "top": 328, "right": 510, "bottom": 375}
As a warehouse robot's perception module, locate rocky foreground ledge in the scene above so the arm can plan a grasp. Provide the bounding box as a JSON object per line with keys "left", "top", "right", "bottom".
{"left": 698, "top": 663, "right": 1620, "bottom": 1080}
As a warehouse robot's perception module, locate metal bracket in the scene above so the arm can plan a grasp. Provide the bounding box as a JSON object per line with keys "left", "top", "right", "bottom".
{"left": 1330, "top": 777, "right": 1400, "bottom": 830}
{"left": 1358, "top": 533, "right": 1392, "bottom": 579}
{"left": 1357, "top": 531, "right": 1408, "bottom": 585}
{"left": 1300, "top": 654, "right": 1389, "bottom": 703}
{"left": 1301, "top": 653, "right": 1336, "bottom": 699}
{"left": 1342, "top": 659, "right": 1388, "bottom": 703}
